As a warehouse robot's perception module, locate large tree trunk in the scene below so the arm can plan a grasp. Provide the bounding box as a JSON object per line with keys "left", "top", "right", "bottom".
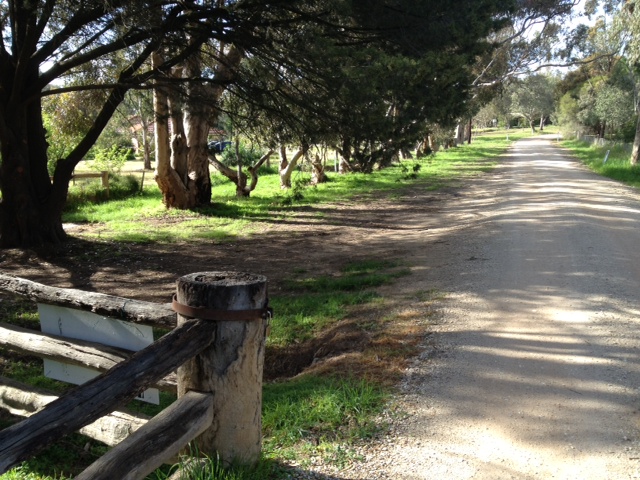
{"left": 154, "top": 56, "right": 211, "bottom": 209}
{"left": 0, "top": 42, "right": 69, "bottom": 247}
{"left": 183, "top": 56, "right": 212, "bottom": 206}
{"left": 0, "top": 62, "right": 127, "bottom": 247}
{"left": 631, "top": 114, "right": 640, "bottom": 165}
{"left": 153, "top": 53, "right": 194, "bottom": 209}
{"left": 155, "top": 46, "right": 242, "bottom": 209}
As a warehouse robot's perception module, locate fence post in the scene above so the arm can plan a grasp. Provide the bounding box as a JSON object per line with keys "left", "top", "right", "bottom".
{"left": 100, "top": 171, "right": 110, "bottom": 198}
{"left": 173, "top": 271, "right": 269, "bottom": 466}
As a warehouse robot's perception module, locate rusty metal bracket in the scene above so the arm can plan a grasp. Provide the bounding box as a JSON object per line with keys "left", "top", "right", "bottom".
{"left": 171, "top": 295, "right": 272, "bottom": 321}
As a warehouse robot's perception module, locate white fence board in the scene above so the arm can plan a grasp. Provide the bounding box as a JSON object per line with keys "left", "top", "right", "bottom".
{"left": 38, "top": 304, "right": 159, "bottom": 404}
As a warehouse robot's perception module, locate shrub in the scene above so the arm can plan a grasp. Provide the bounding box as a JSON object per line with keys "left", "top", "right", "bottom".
{"left": 218, "top": 141, "right": 266, "bottom": 167}
{"left": 65, "top": 174, "right": 140, "bottom": 211}
{"left": 87, "top": 145, "right": 130, "bottom": 174}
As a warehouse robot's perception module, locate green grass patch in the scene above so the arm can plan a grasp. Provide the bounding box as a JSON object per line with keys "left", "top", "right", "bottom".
{"left": 62, "top": 130, "right": 524, "bottom": 243}
{"left": 268, "top": 291, "right": 382, "bottom": 346}
{"left": 561, "top": 139, "right": 640, "bottom": 188}
{"left": 284, "top": 259, "right": 408, "bottom": 293}
{"left": 262, "top": 375, "right": 386, "bottom": 463}
{"left": 268, "top": 260, "right": 407, "bottom": 346}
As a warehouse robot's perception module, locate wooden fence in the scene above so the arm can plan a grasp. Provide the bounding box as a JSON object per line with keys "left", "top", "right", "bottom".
{"left": 0, "top": 271, "right": 270, "bottom": 479}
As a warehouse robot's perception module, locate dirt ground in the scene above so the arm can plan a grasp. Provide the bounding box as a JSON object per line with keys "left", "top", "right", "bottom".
{"left": 0, "top": 168, "right": 461, "bottom": 384}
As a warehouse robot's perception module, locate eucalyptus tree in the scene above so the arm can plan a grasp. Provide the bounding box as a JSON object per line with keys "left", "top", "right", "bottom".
{"left": 508, "top": 74, "right": 557, "bottom": 132}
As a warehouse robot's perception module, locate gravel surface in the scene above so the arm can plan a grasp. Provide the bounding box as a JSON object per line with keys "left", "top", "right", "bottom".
{"left": 290, "top": 136, "right": 640, "bottom": 479}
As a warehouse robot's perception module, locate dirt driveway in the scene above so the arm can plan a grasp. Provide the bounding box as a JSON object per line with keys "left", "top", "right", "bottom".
{"left": 342, "top": 136, "right": 640, "bottom": 479}
{"left": 3, "top": 136, "right": 640, "bottom": 479}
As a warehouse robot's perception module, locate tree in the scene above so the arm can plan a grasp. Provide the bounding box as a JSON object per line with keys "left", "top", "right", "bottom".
{"left": 0, "top": 0, "right": 255, "bottom": 246}
{"left": 221, "top": 1, "right": 519, "bottom": 176}
{"left": 0, "top": 0, "right": 357, "bottom": 246}
{"left": 469, "top": 0, "right": 585, "bottom": 98}
{"left": 595, "top": 83, "right": 635, "bottom": 138}
{"left": 509, "top": 74, "right": 557, "bottom": 132}
{"left": 1, "top": 0, "right": 521, "bottom": 248}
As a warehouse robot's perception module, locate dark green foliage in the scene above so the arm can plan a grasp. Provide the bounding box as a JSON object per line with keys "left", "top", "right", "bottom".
{"left": 217, "top": 142, "right": 265, "bottom": 168}
{"left": 225, "top": 0, "right": 518, "bottom": 173}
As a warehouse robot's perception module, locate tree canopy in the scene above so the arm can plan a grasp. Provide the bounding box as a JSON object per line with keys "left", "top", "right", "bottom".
{"left": 2, "top": 0, "right": 586, "bottom": 247}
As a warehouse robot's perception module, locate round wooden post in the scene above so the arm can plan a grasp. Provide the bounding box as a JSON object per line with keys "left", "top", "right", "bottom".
{"left": 174, "top": 272, "right": 268, "bottom": 466}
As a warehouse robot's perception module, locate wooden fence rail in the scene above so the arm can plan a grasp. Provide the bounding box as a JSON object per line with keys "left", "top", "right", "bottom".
{"left": 0, "top": 271, "right": 269, "bottom": 479}
{"left": 0, "top": 318, "right": 215, "bottom": 472}
{"left": 0, "top": 376, "right": 150, "bottom": 446}
{"left": 0, "top": 322, "right": 177, "bottom": 392}
{"left": 0, "top": 273, "right": 176, "bottom": 328}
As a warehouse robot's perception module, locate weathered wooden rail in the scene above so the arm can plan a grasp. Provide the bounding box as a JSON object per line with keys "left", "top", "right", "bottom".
{"left": 0, "top": 271, "right": 269, "bottom": 479}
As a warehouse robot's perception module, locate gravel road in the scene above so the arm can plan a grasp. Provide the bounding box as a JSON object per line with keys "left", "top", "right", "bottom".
{"left": 334, "top": 136, "right": 640, "bottom": 479}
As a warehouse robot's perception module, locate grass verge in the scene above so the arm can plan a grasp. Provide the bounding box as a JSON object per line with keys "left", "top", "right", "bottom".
{"left": 561, "top": 139, "right": 640, "bottom": 188}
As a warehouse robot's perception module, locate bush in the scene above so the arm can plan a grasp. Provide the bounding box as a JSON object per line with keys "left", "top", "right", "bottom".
{"left": 87, "top": 145, "right": 130, "bottom": 174}
{"left": 65, "top": 174, "right": 140, "bottom": 211}
{"left": 218, "top": 142, "right": 266, "bottom": 167}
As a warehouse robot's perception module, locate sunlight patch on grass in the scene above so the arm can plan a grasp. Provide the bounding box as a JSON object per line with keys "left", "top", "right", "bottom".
{"left": 62, "top": 131, "right": 521, "bottom": 243}
{"left": 262, "top": 376, "right": 386, "bottom": 465}
{"left": 562, "top": 139, "right": 640, "bottom": 188}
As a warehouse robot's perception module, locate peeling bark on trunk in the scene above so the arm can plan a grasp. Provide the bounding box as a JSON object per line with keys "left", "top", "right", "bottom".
{"left": 183, "top": 56, "right": 211, "bottom": 206}
{"left": 279, "top": 145, "right": 307, "bottom": 189}
{"left": 209, "top": 150, "right": 273, "bottom": 197}
{"left": 154, "top": 46, "right": 242, "bottom": 209}
{"left": 153, "top": 53, "right": 193, "bottom": 209}
{"left": 310, "top": 153, "right": 328, "bottom": 185}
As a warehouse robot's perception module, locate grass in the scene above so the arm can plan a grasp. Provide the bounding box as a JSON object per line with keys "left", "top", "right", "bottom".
{"left": 269, "top": 260, "right": 407, "bottom": 346}
{"left": 560, "top": 139, "right": 640, "bottom": 188}
{"left": 261, "top": 376, "right": 386, "bottom": 466}
{"left": 61, "top": 130, "right": 530, "bottom": 243}
{"left": 1, "top": 129, "right": 527, "bottom": 479}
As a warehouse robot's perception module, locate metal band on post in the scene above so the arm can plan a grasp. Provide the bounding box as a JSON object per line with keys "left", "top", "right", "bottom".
{"left": 171, "top": 295, "right": 271, "bottom": 321}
